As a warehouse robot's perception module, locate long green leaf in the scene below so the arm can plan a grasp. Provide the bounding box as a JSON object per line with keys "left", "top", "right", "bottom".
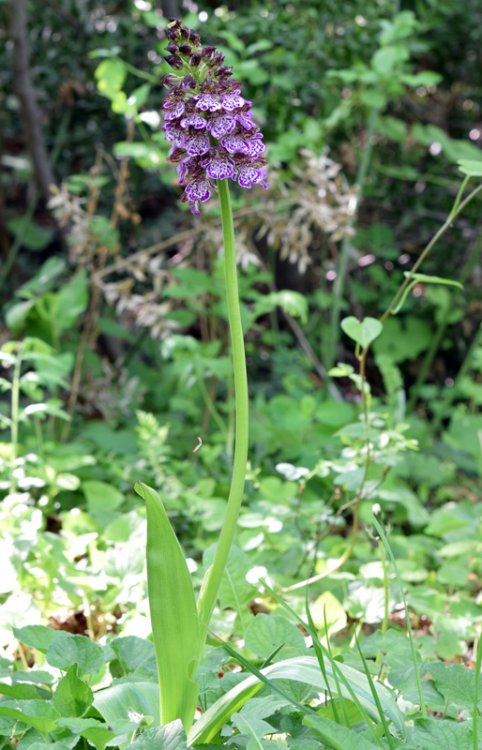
{"left": 135, "top": 482, "right": 200, "bottom": 730}
{"left": 187, "top": 655, "right": 404, "bottom": 745}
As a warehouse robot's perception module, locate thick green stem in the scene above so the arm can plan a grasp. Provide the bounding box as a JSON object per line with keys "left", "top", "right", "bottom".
{"left": 197, "top": 179, "right": 249, "bottom": 639}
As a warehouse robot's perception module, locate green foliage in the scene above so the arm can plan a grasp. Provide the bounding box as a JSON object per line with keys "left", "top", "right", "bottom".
{"left": 1, "top": 1, "right": 481, "bottom": 749}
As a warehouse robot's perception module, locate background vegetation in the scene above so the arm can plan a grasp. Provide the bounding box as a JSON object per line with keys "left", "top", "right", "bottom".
{"left": 0, "top": 1, "right": 481, "bottom": 748}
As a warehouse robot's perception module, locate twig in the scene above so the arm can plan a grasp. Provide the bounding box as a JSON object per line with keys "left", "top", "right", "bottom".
{"left": 10, "top": 0, "right": 55, "bottom": 198}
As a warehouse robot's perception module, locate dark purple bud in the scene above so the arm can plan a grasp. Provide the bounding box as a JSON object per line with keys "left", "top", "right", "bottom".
{"left": 178, "top": 43, "right": 192, "bottom": 55}
{"left": 166, "top": 43, "right": 178, "bottom": 54}
{"left": 180, "top": 75, "right": 196, "bottom": 89}
{"left": 166, "top": 21, "right": 181, "bottom": 40}
{"left": 164, "top": 54, "right": 183, "bottom": 69}
{"left": 180, "top": 27, "right": 190, "bottom": 40}
{"left": 162, "top": 73, "right": 180, "bottom": 88}
{"left": 168, "top": 146, "right": 186, "bottom": 163}
{"left": 188, "top": 30, "right": 201, "bottom": 44}
{"left": 214, "top": 52, "right": 225, "bottom": 65}
{"left": 189, "top": 53, "right": 202, "bottom": 67}
{"left": 202, "top": 46, "right": 216, "bottom": 59}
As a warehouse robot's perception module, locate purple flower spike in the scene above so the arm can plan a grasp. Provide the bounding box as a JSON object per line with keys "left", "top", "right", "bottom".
{"left": 162, "top": 19, "right": 268, "bottom": 213}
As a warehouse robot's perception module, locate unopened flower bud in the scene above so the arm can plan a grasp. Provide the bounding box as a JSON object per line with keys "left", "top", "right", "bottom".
{"left": 164, "top": 54, "right": 182, "bottom": 69}
{"left": 189, "top": 53, "right": 202, "bottom": 67}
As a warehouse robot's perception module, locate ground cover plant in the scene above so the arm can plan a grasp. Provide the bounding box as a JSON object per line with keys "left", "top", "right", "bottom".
{"left": 0, "top": 2, "right": 481, "bottom": 750}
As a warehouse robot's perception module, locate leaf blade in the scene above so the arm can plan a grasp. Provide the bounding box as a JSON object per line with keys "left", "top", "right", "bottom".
{"left": 135, "top": 482, "right": 200, "bottom": 730}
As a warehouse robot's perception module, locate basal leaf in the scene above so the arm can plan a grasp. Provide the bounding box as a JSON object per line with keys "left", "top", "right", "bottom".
{"left": 407, "top": 718, "right": 473, "bottom": 749}
{"left": 244, "top": 614, "right": 306, "bottom": 660}
{"left": 14, "top": 625, "right": 58, "bottom": 653}
{"left": 427, "top": 662, "right": 480, "bottom": 711}
{"left": 304, "top": 714, "right": 380, "bottom": 750}
{"left": 135, "top": 482, "right": 201, "bottom": 730}
{"left": 93, "top": 680, "right": 159, "bottom": 730}
{"left": 0, "top": 699, "right": 60, "bottom": 733}
{"left": 46, "top": 633, "right": 104, "bottom": 677}
{"left": 53, "top": 668, "right": 93, "bottom": 717}
{"left": 129, "top": 720, "right": 191, "bottom": 750}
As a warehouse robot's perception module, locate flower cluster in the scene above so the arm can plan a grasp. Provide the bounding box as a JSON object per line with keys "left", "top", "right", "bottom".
{"left": 162, "top": 19, "right": 268, "bottom": 214}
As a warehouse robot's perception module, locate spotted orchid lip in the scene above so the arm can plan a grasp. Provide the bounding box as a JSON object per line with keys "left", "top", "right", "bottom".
{"left": 161, "top": 21, "right": 269, "bottom": 213}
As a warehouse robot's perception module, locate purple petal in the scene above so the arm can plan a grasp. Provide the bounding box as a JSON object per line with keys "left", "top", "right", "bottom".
{"left": 221, "top": 90, "right": 245, "bottom": 112}
{"left": 221, "top": 134, "right": 249, "bottom": 155}
{"left": 209, "top": 114, "right": 237, "bottom": 138}
{"left": 164, "top": 124, "right": 185, "bottom": 147}
{"left": 184, "top": 133, "right": 211, "bottom": 156}
{"left": 204, "top": 157, "right": 235, "bottom": 180}
{"left": 180, "top": 113, "right": 207, "bottom": 130}
{"left": 237, "top": 166, "right": 266, "bottom": 189}
{"left": 177, "top": 157, "right": 197, "bottom": 183}
{"left": 163, "top": 100, "right": 185, "bottom": 120}
{"left": 236, "top": 112, "right": 256, "bottom": 130}
{"left": 185, "top": 179, "right": 212, "bottom": 203}
{"left": 244, "top": 136, "right": 266, "bottom": 157}
{"left": 195, "top": 93, "right": 222, "bottom": 112}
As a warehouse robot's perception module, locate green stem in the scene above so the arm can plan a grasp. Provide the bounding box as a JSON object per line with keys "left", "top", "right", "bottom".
{"left": 197, "top": 180, "right": 249, "bottom": 639}
{"left": 473, "top": 634, "right": 481, "bottom": 750}
{"left": 381, "top": 181, "right": 482, "bottom": 324}
{"left": 11, "top": 343, "right": 24, "bottom": 463}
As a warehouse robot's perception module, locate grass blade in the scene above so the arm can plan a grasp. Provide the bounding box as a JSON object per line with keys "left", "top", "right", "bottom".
{"left": 371, "top": 515, "right": 426, "bottom": 718}
{"left": 474, "top": 634, "right": 481, "bottom": 750}
{"left": 188, "top": 654, "right": 404, "bottom": 745}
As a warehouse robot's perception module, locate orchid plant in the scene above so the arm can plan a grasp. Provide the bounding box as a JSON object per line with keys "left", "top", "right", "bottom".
{"left": 135, "top": 19, "right": 268, "bottom": 731}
